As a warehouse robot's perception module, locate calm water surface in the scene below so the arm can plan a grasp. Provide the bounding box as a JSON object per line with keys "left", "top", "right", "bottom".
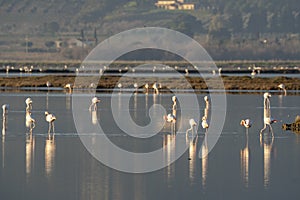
{"left": 0, "top": 91, "right": 300, "bottom": 200}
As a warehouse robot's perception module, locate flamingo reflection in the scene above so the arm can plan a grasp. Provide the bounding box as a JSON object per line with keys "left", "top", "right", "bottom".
{"left": 26, "top": 134, "right": 35, "bottom": 176}
{"left": 240, "top": 129, "right": 250, "bottom": 188}
{"left": 187, "top": 133, "right": 198, "bottom": 184}
{"left": 45, "top": 137, "right": 55, "bottom": 177}
{"left": 163, "top": 134, "right": 176, "bottom": 182}
{"left": 2, "top": 104, "right": 8, "bottom": 168}
{"left": 260, "top": 135, "right": 274, "bottom": 188}
{"left": 201, "top": 135, "right": 208, "bottom": 188}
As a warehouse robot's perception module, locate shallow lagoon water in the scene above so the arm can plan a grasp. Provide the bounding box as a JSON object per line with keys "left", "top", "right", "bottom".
{"left": 0, "top": 91, "right": 300, "bottom": 200}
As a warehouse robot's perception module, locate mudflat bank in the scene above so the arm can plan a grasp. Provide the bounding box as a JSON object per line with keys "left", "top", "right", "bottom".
{"left": 0, "top": 75, "right": 299, "bottom": 92}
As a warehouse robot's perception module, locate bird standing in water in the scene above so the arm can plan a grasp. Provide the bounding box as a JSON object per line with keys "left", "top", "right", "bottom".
{"left": 89, "top": 97, "right": 100, "bottom": 111}
{"left": 186, "top": 118, "right": 197, "bottom": 136}
{"left": 45, "top": 111, "right": 56, "bottom": 135}
{"left": 278, "top": 84, "right": 287, "bottom": 96}
{"left": 260, "top": 92, "right": 277, "bottom": 137}
{"left": 25, "top": 98, "right": 33, "bottom": 112}
{"left": 240, "top": 118, "right": 252, "bottom": 134}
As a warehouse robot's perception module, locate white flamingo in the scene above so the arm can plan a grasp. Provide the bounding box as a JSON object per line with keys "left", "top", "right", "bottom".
{"left": 172, "top": 95, "right": 177, "bottom": 110}
{"left": 45, "top": 111, "right": 56, "bottom": 134}
{"left": 240, "top": 118, "right": 252, "bottom": 134}
{"left": 144, "top": 83, "right": 149, "bottom": 94}
{"left": 26, "top": 111, "right": 35, "bottom": 132}
{"left": 278, "top": 83, "right": 287, "bottom": 96}
{"left": 89, "top": 97, "right": 100, "bottom": 111}
{"left": 118, "top": 83, "right": 122, "bottom": 92}
{"left": 133, "top": 83, "right": 138, "bottom": 93}
{"left": 64, "top": 83, "right": 72, "bottom": 93}
{"left": 25, "top": 97, "right": 33, "bottom": 112}
{"left": 201, "top": 116, "right": 209, "bottom": 132}
{"left": 46, "top": 81, "right": 51, "bottom": 89}
{"left": 240, "top": 119, "right": 252, "bottom": 129}
{"left": 164, "top": 113, "right": 176, "bottom": 123}
{"left": 204, "top": 96, "right": 209, "bottom": 109}
{"left": 186, "top": 118, "right": 197, "bottom": 136}
{"left": 2, "top": 104, "right": 9, "bottom": 136}
{"left": 163, "top": 113, "right": 176, "bottom": 134}
{"left": 260, "top": 92, "right": 277, "bottom": 137}
{"left": 152, "top": 82, "right": 159, "bottom": 94}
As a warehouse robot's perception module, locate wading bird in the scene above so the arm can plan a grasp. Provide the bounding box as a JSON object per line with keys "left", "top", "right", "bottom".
{"left": 2, "top": 104, "right": 9, "bottom": 136}
{"left": 172, "top": 95, "right": 177, "bottom": 110}
{"left": 240, "top": 118, "right": 252, "bottom": 134}
{"left": 26, "top": 111, "right": 35, "bottom": 133}
{"left": 152, "top": 83, "right": 159, "bottom": 94}
{"left": 260, "top": 92, "right": 277, "bottom": 137}
{"left": 278, "top": 83, "right": 287, "bottom": 96}
{"left": 64, "top": 83, "right": 72, "bottom": 93}
{"left": 202, "top": 116, "right": 209, "bottom": 132}
{"left": 240, "top": 119, "right": 252, "bottom": 129}
{"left": 164, "top": 113, "right": 176, "bottom": 123}
{"left": 89, "top": 97, "right": 100, "bottom": 111}
{"left": 25, "top": 98, "right": 33, "bottom": 112}
{"left": 45, "top": 111, "right": 56, "bottom": 134}
{"left": 186, "top": 118, "right": 197, "bottom": 136}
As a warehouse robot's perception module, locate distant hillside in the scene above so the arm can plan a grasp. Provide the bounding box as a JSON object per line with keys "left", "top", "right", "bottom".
{"left": 0, "top": 0, "right": 299, "bottom": 35}
{"left": 0, "top": 0, "right": 299, "bottom": 60}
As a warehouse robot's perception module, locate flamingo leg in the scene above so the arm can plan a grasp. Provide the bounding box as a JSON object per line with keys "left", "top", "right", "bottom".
{"left": 52, "top": 122, "right": 55, "bottom": 134}
{"left": 48, "top": 122, "right": 51, "bottom": 134}
{"left": 269, "top": 125, "right": 274, "bottom": 138}
{"left": 260, "top": 124, "right": 267, "bottom": 135}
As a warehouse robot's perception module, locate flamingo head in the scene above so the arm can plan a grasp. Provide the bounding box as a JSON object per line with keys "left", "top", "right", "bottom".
{"left": 278, "top": 84, "right": 285, "bottom": 89}
{"left": 264, "top": 92, "right": 271, "bottom": 99}
{"left": 271, "top": 118, "right": 277, "bottom": 124}
{"left": 240, "top": 119, "right": 245, "bottom": 126}
{"left": 204, "top": 96, "right": 208, "bottom": 102}
{"left": 25, "top": 98, "right": 32, "bottom": 105}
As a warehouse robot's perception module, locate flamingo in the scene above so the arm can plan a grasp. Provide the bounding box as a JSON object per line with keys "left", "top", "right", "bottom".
{"left": 46, "top": 81, "right": 51, "bottom": 88}
{"left": 118, "top": 83, "right": 122, "bottom": 92}
{"left": 2, "top": 104, "right": 9, "bottom": 116}
{"left": 186, "top": 118, "right": 197, "bottom": 136}
{"left": 163, "top": 113, "right": 176, "bottom": 123}
{"left": 133, "top": 83, "right": 138, "bottom": 93}
{"left": 2, "top": 104, "right": 9, "bottom": 136}
{"left": 204, "top": 96, "right": 209, "bottom": 109}
{"left": 240, "top": 119, "right": 252, "bottom": 129}
{"left": 64, "top": 83, "right": 72, "bottom": 93}
{"left": 25, "top": 98, "right": 33, "bottom": 112}
{"left": 144, "top": 83, "right": 149, "bottom": 94}
{"left": 278, "top": 83, "right": 287, "bottom": 96}
{"left": 240, "top": 119, "right": 252, "bottom": 134}
{"left": 201, "top": 116, "right": 209, "bottom": 132}
{"left": 89, "top": 97, "right": 100, "bottom": 111}
{"left": 163, "top": 113, "right": 176, "bottom": 134}
{"left": 26, "top": 111, "right": 35, "bottom": 132}
{"left": 172, "top": 95, "right": 177, "bottom": 110}
{"left": 45, "top": 111, "right": 56, "bottom": 134}
{"left": 260, "top": 92, "right": 277, "bottom": 137}
{"left": 152, "top": 83, "right": 159, "bottom": 94}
